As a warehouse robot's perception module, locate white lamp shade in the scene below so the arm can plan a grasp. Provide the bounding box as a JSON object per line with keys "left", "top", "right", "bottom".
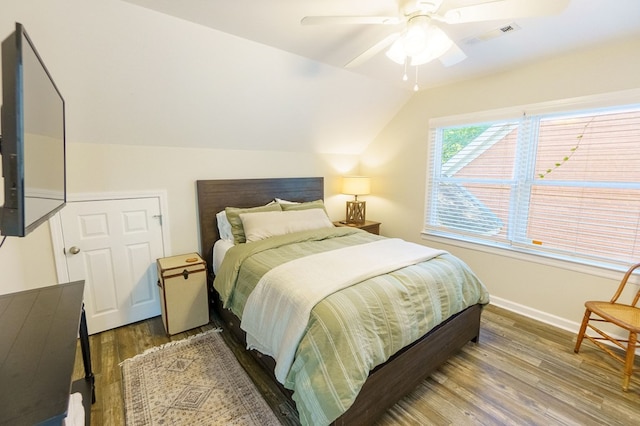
{"left": 342, "top": 176, "right": 371, "bottom": 196}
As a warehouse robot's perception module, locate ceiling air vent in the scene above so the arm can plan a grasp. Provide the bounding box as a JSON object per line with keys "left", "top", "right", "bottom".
{"left": 464, "top": 22, "right": 521, "bottom": 45}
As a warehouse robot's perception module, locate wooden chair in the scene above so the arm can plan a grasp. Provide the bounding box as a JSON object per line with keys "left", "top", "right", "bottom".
{"left": 574, "top": 262, "right": 640, "bottom": 391}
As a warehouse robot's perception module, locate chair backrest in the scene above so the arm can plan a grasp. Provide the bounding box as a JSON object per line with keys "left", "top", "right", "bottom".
{"left": 610, "top": 262, "right": 640, "bottom": 306}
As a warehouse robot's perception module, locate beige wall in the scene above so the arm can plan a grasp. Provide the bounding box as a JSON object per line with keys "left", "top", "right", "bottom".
{"left": 0, "top": 223, "right": 58, "bottom": 294}
{"left": 0, "top": 0, "right": 369, "bottom": 295}
{"left": 0, "top": 143, "right": 358, "bottom": 295}
{"left": 66, "top": 143, "right": 356, "bottom": 254}
{"left": 362, "top": 37, "right": 640, "bottom": 331}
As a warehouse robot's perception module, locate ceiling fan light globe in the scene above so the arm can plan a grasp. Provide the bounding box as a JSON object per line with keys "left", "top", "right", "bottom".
{"left": 410, "top": 50, "right": 437, "bottom": 65}
{"left": 411, "top": 43, "right": 452, "bottom": 65}
{"left": 403, "top": 27, "right": 428, "bottom": 56}
{"left": 410, "top": 26, "right": 453, "bottom": 65}
{"left": 386, "top": 38, "right": 407, "bottom": 65}
{"left": 403, "top": 15, "right": 431, "bottom": 56}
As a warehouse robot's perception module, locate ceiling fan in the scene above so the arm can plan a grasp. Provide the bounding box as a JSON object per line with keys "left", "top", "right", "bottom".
{"left": 302, "top": 0, "right": 570, "bottom": 81}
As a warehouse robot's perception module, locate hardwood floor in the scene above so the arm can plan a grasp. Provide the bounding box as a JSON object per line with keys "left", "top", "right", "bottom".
{"left": 73, "top": 304, "right": 640, "bottom": 425}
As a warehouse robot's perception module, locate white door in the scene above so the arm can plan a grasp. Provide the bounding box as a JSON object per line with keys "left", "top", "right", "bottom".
{"left": 60, "top": 197, "right": 164, "bottom": 334}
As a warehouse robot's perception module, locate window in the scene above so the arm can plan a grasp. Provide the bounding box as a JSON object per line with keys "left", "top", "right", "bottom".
{"left": 425, "top": 103, "right": 640, "bottom": 267}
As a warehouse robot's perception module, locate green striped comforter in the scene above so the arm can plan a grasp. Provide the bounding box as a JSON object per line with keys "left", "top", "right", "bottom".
{"left": 214, "top": 227, "right": 490, "bottom": 425}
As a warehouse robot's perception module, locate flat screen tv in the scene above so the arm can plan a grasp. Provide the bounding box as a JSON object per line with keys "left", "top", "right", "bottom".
{"left": 0, "top": 22, "right": 66, "bottom": 237}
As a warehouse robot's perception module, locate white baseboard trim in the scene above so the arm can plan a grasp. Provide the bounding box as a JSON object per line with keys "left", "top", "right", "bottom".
{"left": 489, "top": 295, "right": 581, "bottom": 334}
{"left": 488, "top": 296, "right": 639, "bottom": 354}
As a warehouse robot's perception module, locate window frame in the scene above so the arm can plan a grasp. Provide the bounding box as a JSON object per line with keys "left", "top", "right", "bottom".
{"left": 423, "top": 89, "right": 640, "bottom": 273}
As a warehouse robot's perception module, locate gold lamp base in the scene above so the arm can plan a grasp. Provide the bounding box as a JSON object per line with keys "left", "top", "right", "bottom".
{"left": 346, "top": 200, "right": 366, "bottom": 225}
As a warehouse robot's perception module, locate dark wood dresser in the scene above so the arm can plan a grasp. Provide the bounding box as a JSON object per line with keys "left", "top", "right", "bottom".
{"left": 0, "top": 281, "right": 94, "bottom": 425}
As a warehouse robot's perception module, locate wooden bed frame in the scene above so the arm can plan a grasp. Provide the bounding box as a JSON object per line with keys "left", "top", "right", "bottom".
{"left": 196, "top": 177, "right": 482, "bottom": 425}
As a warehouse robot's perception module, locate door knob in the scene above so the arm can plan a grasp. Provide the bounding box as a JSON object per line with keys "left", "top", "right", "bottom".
{"left": 68, "top": 246, "right": 81, "bottom": 255}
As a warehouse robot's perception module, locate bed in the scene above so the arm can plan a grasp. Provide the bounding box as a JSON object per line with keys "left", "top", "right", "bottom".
{"left": 196, "top": 177, "right": 489, "bottom": 425}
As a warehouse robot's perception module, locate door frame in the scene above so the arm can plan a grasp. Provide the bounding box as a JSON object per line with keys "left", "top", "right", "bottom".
{"left": 50, "top": 190, "right": 171, "bottom": 283}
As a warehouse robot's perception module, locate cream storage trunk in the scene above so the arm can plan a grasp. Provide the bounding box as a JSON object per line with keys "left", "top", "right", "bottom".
{"left": 157, "top": 253, "right": 209, "bottom": 335}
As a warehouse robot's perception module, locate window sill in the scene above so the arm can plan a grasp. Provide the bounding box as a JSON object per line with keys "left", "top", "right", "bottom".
{"left": 420, "top": 231, "right": 636, "bottom": 283}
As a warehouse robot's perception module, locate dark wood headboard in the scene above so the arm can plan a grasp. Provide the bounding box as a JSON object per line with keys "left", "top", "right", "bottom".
{"left": 196, "top": 177, "right": 324, "bottom": 272}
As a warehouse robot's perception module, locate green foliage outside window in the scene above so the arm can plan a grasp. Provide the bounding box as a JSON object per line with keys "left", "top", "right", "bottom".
{"left": 441, "top": 125, "right": 490, "bottom": 163}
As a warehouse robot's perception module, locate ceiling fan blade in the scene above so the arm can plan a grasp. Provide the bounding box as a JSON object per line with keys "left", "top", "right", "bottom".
{"left": 438, "top": 43, "right": 467, "bottom": 67}
{"left": 441, "top": 0, "right": 570, "bottom": 24}
{"left": 345, "top": 33, "right": 401, "bottom": 68}
{"left": 301, "top": 16, "right": 402, "bottom": 25}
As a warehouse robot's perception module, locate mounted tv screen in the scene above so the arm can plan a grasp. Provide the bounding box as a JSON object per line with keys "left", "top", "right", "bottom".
{"left": 0, "top": 22, "right": 66, "bottom": 237}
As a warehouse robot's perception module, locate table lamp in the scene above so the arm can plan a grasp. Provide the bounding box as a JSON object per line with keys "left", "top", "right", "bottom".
{"left": 342, "top": 176, "right": 370, "bottom": 224}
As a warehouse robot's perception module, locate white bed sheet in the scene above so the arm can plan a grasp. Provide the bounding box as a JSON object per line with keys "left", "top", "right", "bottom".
{"left": 212, "top": 239, "right": 234, "bottom": 274}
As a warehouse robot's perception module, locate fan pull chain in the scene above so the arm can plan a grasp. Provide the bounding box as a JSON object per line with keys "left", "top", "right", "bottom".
{"left": 414, "top": 66, "right": 419, "bottom": 91}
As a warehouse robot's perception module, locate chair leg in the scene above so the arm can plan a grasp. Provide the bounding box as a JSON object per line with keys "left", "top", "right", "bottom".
{"left": 623, "top": 332, "right": 637, "bottom": 391}
{"left": 574, "top": 308, "right": 591, "bottom": 353}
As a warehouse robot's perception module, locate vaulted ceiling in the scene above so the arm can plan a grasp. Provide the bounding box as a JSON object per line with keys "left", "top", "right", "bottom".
{"left": 4, "top": 0, "right": 639, "bottom": 155}
{"left": 123, "top": 0, "right": 640, "bottom": 90}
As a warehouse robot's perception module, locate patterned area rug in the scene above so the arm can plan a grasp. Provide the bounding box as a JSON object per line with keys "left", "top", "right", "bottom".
{"left": 121, "top": 329, "right": 281, "bottom": 425}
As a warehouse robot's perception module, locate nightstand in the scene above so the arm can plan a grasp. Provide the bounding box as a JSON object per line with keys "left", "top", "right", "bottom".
{"left": 333, "top": 220, "right": 381, "bottom": 235}
{"left": 157, "top": 253, "right": 209, "bottom": 335}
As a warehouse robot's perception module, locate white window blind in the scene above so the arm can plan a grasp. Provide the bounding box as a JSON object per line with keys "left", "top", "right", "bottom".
{"left": 425, "top": 104, "right": 640, "bottom": 266}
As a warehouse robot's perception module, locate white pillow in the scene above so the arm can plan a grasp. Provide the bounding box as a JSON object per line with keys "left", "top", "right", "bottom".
{"left": 216, "top": 210, "right": 234, "bottom": 241}
{"left": 240, "top": 209, "right": 333, "bottom": 243}
{"left": 275, "top": 198, "right": 299, "bottom": 205}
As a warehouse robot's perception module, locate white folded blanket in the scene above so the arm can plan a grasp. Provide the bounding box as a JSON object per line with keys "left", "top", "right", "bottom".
{"left": 240, "top": 238, "right": 446, "bottom": 383}
{"left": 64, "top": 392, "right": 84, "bottom": 426}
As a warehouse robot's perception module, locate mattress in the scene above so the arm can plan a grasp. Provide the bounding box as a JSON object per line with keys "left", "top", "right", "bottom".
{"left": 212, "top": 238, "right": 234, "bottom": 274}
